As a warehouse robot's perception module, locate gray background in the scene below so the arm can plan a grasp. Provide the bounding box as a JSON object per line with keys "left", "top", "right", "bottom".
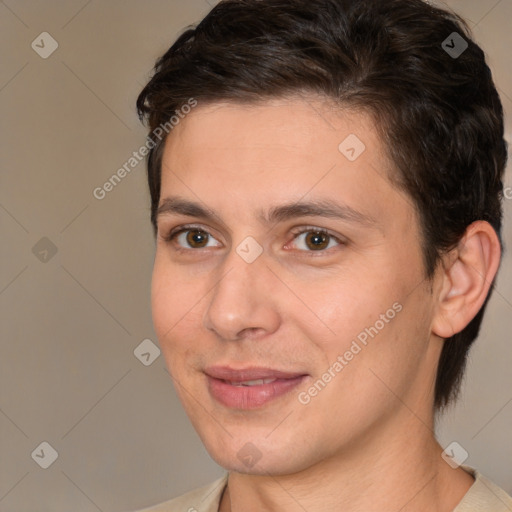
{"left": 0, "top": 0, "right": 511, "bottom": 510}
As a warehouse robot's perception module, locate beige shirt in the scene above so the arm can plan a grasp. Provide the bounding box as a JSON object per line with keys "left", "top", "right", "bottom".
{"left": 132, "top": 466, "right": 512, "bottom": 512}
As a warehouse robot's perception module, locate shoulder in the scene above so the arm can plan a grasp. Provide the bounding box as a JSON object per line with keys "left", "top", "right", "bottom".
{"left": 130, "top": 474, "right": 228, "bottom": 512}
{"left": 454, "top": 466, "right": 512, "bottom": 512}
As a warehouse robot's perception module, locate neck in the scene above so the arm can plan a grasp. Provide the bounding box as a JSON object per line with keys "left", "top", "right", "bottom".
{"left": 219, "top": 412, "right": 474, "bottom": 512}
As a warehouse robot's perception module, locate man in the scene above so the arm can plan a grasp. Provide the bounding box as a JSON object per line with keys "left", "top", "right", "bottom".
{"left": 133, "top": 0, "right": 511, "bottom": 510}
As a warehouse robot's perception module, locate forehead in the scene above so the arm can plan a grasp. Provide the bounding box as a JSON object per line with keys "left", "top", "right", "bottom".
{"left": 164, "top": 97, "right": 383, "bottom": 157}
{"left": 159, "top": 97, "right": 411, "bottom": 227}
{"left": 162, "top": 97, "right": 389, "bottom": 179}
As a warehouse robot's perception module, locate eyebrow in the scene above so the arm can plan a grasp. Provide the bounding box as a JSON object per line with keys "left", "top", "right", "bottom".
{"left": 156, "top": 196, "right": 377, "bottom": 228}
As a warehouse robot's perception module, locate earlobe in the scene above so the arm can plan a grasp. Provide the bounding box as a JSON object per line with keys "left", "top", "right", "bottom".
{"left": 432, "top": 221, "right": 501, "bottom": 339}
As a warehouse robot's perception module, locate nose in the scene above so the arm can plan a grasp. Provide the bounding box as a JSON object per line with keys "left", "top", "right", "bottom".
{"left": 202, "top": 247, "right": 281, "bottom": 341}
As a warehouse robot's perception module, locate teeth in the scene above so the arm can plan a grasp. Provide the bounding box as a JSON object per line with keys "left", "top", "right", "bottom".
{"left": 230, "top": 378, "right": 276, "bottom": 387}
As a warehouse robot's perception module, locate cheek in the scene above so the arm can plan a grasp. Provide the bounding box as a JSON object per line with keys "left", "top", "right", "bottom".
{"left": 299, "top": 265, "right": 424, "bottom": 394}
{"left": 299, "top": 272, "right": 398, "bottom": 351}
{"left": 151, "top": 258, "right": 202, "bottom": 351}
{"left": 319, "top": 284, "right": 433, "bottom": 408}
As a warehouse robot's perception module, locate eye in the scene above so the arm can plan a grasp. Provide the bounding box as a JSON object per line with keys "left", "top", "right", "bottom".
{"left": 164, "top": 226, "right": 222, "bottom": 250}
{"left": 161, "top": 225, "right": 344, "bottom": 254}
{"left": 287, "top": 227, "right": 344, "bottom": 252}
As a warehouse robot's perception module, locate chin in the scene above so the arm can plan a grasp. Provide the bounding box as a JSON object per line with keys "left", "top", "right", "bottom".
{"left": 211, "top": 453, "right": 303, "bottom": 476}
{"left": 201, "top": 434, "right": 316, "bottom": 477}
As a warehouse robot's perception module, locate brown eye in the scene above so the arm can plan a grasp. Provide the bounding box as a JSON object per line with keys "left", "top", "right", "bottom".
{"left": 185, "top": 229, "right": 209, "bottom": 248}
{"left": 165, "top": 226, "right": 222, "bottom": 251}
{"left": 305, "top": 231, "right": 330, "bottom": 250}
{"left": 288, "top": 228, "right": 344, "bottom": 253}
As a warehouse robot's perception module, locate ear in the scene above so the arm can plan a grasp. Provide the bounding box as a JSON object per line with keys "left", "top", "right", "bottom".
{"left": 432, "top": 221, "right": 501, "bottom": 338}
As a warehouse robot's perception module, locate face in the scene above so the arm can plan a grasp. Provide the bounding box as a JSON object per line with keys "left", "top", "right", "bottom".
{"left": 152, "top": 97, "right": 443, "bottom": 475}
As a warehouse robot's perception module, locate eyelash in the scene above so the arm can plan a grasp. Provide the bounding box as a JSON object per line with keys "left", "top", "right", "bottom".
{"left": 161, "top": 224, "right": 345, "bottom": 255}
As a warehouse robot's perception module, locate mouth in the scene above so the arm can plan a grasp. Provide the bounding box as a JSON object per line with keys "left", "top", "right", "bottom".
{"left": 204, "top": 366, "right": 309, "bottom": 409}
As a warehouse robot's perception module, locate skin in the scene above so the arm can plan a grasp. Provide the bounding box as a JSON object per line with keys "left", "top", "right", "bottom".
{"left": 151, "top": 96, "right": 501, "bottom": 512}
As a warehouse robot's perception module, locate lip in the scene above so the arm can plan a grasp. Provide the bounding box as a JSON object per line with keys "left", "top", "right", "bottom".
{"left": 205, "top": 365, "right": 308, "bottom": 410}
